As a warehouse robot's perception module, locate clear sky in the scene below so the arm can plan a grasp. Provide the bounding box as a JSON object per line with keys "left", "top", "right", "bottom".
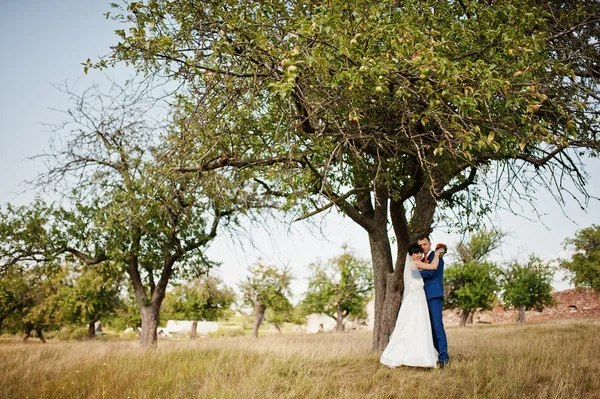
{"left": 1, "top": 1, "right": 599, "bottom": 299}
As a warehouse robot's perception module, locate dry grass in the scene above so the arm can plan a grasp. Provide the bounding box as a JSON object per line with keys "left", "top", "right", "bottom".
{"left": 1, "top": 320, "right": 600, "bottom": 398}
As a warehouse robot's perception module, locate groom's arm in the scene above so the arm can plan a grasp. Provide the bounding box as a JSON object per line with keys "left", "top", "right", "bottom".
{"left": 419, "top": 268, "right": 436, "bottom": 279}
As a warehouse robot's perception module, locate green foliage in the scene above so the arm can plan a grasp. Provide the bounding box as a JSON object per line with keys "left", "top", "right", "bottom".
{"left": 502, "top": 256, "right": 556, "bottom": 312}
{"left": 302, "top": 247, "right": 373, "bottom": 322}
{"left": 0, "top": 266, "right": 29, "bottom": 333}
{"left": 57, "top": 263, "right": 123, "bottom": 331}
{"left": 455, "top": 230, "right": 506, "bottom": 264}
{"left": 444, "top": 230, "right": 503, "bottom": 316}
{"left": 105, "top": 287, "right": 141, "bottom": 331}
{"left": 162, "top": 276, "right": 235, "bottom": 322}
{"left": 239, "top": 263, "right": 292, "bottom": 313}
{"left": 560, "top": 224, "right": 600, "bottom": 293}
{"left": 445, "top": 261, "right": 501, "bottom": 313}
{"left": 97, "top": 0, "right": 600, "bottom": 232}
{"left": 0, "top": 265, "right": 63, "bottom": 335}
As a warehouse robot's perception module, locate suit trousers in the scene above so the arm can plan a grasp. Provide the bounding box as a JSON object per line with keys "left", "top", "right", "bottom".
{"left": 426, "top": 297, "right": 449, "bottom": 362}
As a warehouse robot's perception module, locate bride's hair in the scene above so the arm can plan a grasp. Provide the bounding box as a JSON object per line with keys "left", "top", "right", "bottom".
{"left": 408, "top": 243, "right": 424, "bottom": 255}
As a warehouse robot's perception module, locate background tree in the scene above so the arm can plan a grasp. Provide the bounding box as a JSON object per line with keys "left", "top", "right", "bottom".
{"left": 445, "top": 230, "right": 504, "bottom": 326}
{"left": 0, "top": 83, "right": 260, "bottom": 347}
{"left": 239, "top": 263, "right": 292, "bottom": 338}
{"left": 302, "top": 248, "right": 373, "bottom": 332}
{"left": 17, "top": 267, "right": 63, "bottom": 343}
{"left": 502, "top": 256, "right": 556, "bottom": 325}
{"left": 96, "top": 0, "right": 600, "bottom": 350}
{"left": 163, "top": 275, "right": 235, "bottom": 338}
{"left": 560, "top": 225, "right": 600, "bottom": 294}
{"left": 0, "top": 266, "right": 28, "bottom": 334}
{"left": 57, "top": 263, "right": 123, "bottom": 339}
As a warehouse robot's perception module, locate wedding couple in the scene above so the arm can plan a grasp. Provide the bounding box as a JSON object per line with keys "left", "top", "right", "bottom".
{"left": 380, "top": 236, "right": 450, "bottom": 369}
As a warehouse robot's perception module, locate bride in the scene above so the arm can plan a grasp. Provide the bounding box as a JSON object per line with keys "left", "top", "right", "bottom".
{"left": 380, "top": 243, "right": 444, "bottom": 368}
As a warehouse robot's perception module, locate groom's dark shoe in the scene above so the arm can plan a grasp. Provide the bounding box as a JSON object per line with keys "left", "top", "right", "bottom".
{"left": 437, "top": 360, "right": 449, "bottom": 369}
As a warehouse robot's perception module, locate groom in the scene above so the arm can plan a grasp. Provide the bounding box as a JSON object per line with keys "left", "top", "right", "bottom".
{"left": 417, "top": 235, "right": 450, "bottom": 367}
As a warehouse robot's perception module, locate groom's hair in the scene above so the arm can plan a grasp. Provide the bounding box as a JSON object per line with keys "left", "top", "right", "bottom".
{"left": 408, "top": 243, "right": 424, "bottom": 255}
{"left": 416, "top": 235, "right": 431, "bottom": 242}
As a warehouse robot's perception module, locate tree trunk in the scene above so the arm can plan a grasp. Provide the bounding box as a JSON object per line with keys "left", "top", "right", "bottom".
{"left": 36, "top": 328, "right": 47, "bottom": 343}
{"left": 88, "top": 322, "right": 96, "bottom": 340}
{"left": 459, "top": 309, "right": 470, "bottom": 327}
{"left": 517, "top": 305, "right": 526, "bottom": 325}
{"left": 370, "top": 226, "right": 402, "bottom": 352}
{"left": 22, "top": 327, "right": 32, "bottom": 343}
{"left": 252, "top": 302, "right": 266, "bottom": 338}
{"left": 467, "top": 311, "right": 474, "bottom": 325}
{"left": 190, "top": 320, "right": 198, "bottom": 339}
{"left": 140, "top": 305, "right": 160, "bottom": 347}
{"left": 272, "top": 322, "right": 283, "bottom": 335}
{"left": 335, "top": 304, "right": 345, "bottom": 332}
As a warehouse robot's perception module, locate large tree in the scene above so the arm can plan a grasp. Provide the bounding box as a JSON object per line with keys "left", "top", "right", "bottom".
{"left": 302, "top": 248, "right": 373, "bottom": 332}
{"left": 98, "top": 0, "right": 600, "bottom": 350}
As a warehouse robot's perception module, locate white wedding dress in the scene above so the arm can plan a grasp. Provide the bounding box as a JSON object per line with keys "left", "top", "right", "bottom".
{"left": 380, "top": 255, "right": 438, "bottom": 368}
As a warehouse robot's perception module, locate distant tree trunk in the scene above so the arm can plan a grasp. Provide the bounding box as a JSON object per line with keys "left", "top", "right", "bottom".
{"left": 335, "top": 304, "right": 345, "bottom": 332}
{"left": 272, "top": 322, "right": 283, "bottom": 335}
{"left": 458, "top": 309, "right": 470, "bottom": 327}
{"left": 140, "top": 305, "right": 159, "bottom": 347}
{"left": 517, "top": 305, "right": 526, "bottom": 325}
{"left": 23, "top": 326, "right": 47, "bottom": 343}
{"left": 252, "top": 302, "right": 266, "bottom": 338}
{"left": 88, "top": 322, "right": 96, "bottom": 340}
{"left": 467, "top": 311, "right": 474, "bottom": 325}
{"left": 22, "top": 327, "right": 31, "bottom": 343}
{"left": 190, "top": 320, "right": 198, "bottom": 339}
{"left": 36, "top": 328, "right": 47, "bottom": 343}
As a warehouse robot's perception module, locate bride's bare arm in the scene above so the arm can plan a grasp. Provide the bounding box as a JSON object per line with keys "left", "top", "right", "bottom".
{"left": 415, "top": 250, "right": 444, "bottom": 270}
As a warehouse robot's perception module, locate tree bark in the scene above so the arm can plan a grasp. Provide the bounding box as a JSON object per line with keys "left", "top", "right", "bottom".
{"left": 190, "top": 320, "right": 198, "bottom": 339}
{"left": 22, "top": 327, "right": 31, "bottom": 343}
{"left": 517, "top": 305, "right": 526, "bottom": 325}
{"left": 459, "top": 309, "right": 470, "bottom": 327}
{"left": 88, "top": 321, "right": 96, "bottom": 340}
{"left": 272, "top": 322, "right": 283, "bottom": 335}
{"left": 252, "top": 302, "right": 266, "bottom": 338}
{"left": 335, "top": 304, "right": 345, "bottom": 332}
{"left": 467, "top": 311, "right": 474, "bottom": 325}
{"left": 140, "top": 305, "right": 160, "bottom": 347}
{"left": 370, "top": 225, "right": 401, "bottom": 352}
{"left": 36, "top": 328, "right": 47, "bottom": 343}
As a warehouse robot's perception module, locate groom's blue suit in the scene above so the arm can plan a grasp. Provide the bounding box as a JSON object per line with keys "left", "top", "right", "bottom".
{"left": 420, "top": 251, "right": 449, "bottom": 363}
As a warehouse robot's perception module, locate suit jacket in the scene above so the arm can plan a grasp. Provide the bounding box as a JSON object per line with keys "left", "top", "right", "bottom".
{"left": 420, "top": 250, "right": 444, "bottom": 300}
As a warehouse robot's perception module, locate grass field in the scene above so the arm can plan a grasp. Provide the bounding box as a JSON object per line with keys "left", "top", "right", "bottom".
{"left": 1, "top": 319, "right": 599, "bottom": 398}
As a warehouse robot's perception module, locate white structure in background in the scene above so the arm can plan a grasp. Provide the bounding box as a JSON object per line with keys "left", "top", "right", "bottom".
{"left": 158, "top": 320, "right": 219, "bottom": 337}
{"left": 306, "top": 299, "right": 376, "bottom": 334}
{"left": 306, "top": 314, "right": 337, "bottom": 334}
